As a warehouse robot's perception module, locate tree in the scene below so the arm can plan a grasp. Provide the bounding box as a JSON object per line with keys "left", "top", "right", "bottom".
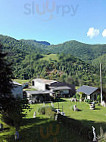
{"left": 0, "top": 43, "right": 29, "bottom": 129}
{"left": 0, "top": 43, "right": 13, "bottom": 110}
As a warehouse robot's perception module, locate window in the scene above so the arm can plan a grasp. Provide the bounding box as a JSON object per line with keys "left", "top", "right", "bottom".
{"left": 32, "top": 81, "right": 35, "bottom": 86}
{"left": 45, "top": 84, "right": 50, "bottom": 90}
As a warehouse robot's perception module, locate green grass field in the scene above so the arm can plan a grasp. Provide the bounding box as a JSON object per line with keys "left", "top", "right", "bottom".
{"left": 13, "top": 79, "right": 29, "bottom": 84}
{"left": 0, "top": 99, "right": 106, "bottom": 142}
{"left": 40, "top": 54, "right": 59, "bottom": 61}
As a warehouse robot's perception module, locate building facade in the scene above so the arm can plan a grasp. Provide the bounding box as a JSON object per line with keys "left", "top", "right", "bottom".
{"left": 12, "top": 81, "right": 23, "bottom": 98}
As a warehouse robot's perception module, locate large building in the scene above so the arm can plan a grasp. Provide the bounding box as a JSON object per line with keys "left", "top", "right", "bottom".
{"left": 32, "top": 78, "right": 57, "bottom": 91}
{"left": 27, "top": 78, "right": 76, "bottom": 103}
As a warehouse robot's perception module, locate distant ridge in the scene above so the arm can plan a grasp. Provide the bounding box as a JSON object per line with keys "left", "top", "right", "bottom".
{"left": 0, "top": 34, "right": 106, "bottom": 62}
{"left": 20, "top": 39, "right": 50, "bottom": 46}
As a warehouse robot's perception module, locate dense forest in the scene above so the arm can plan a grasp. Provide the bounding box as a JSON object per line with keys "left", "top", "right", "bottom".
{"left": 0, "top": 34, "right": 105, "bottom": 89}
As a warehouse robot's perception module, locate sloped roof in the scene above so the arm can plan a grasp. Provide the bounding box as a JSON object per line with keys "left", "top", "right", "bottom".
{"left": 25, "top": 90, "right": 50, "bottom": 95}
{"left": 50, "top": 82, "right": 76, "bottom": 94}
{"left": 77, "top": 85, "right": 98, "bottom": 95}
{"left": 12, "top": 81, "right": 22, "bottom": 86}
{"left": 32, "top": 78, "right": 57, "bottom": 85}
{"left": 53, "top": 86, "right": 71, "bottom": 91}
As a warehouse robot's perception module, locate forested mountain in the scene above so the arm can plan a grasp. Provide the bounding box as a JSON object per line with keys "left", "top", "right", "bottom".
{"left": 92, "top": 54, "right": 106, "bottom": 72}
{"left": 13, "top": 53, "right": 100, "bottom": 86}
{"left": 20, "top": 39, "right": 50, "bottom": 46}
{"left": 92, "top": 54, "right": 106, "bottom": 90}
{"left": 0, "top": 35, "right": 47, "bottom": 54}
{"left": 0, "top": 34, "right": 105, "bottom": 88}
{"left": 48, "top": 40, "right": 106, "bottom": 62}
{"left": 0, "top": 34, "right": 106, "bottom": 62}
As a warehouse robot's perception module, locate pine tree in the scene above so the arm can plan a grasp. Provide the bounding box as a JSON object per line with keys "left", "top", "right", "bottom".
{"left": 0, "top": 43, "right": 29, "bottom": 127}
{"left": 0, "top": 43, "right": 14, "bottom": 111}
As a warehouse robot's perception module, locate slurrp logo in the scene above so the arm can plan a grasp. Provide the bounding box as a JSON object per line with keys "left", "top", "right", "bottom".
{"left": 40, "top": 124, "right": 60, "bottom": 142}
{"left": 24, "top": 0, "right": 79, "bottom": 21}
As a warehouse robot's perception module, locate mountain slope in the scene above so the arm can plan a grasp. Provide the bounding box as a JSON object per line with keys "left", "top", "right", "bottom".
{"left": 0, "top": 34, "right": 105, "bottom": 87}
{"left": 0, "top": 35, "right": 48, "bottom": 54}
{"left": 48, "top": 40, "right": 106, "bottom": 62}
{"left": 20, "top": 39, "right": 50, "bottom": 46}
{"left": 0, "top": 34, "right": 106, "bottom": 63}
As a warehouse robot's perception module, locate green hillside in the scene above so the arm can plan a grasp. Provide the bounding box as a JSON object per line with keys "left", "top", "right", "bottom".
{"left": 40, "top": 54, "right": 59, "bottom": 61}
{"left": 92, "top": 54, "right": 106, "bottom": 90}
{"left": 48, "top": 40, "right": 106, "bottom": 62}
{"left": 0, "top": 35, "right": 106, "bottom": 63}
{"left": 0, "top": 34, "right": 106, "bottom": 88}
{"left": 92, "top": 54, "right": 106, "bottom": 71}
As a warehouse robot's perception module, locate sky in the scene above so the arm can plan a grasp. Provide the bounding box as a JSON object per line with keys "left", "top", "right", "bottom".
{"left": 0, "top": 0, "right": 106, "bottom": 45}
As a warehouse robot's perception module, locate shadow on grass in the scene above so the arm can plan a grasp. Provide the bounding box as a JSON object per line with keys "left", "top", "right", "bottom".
{"left": 21, "top": 117, "right": 47, "bottom": 126}
{"left": 1, "top": 116, "right": 106, "bottom": 142}
{"left": 57, "top": 114, "right": 106, "bottom": 140}
{"left": 94, "top": 108, "right": 101, "bottom": 110}
{"left": 54, "top": 98, "right": 66, "bottom": 102}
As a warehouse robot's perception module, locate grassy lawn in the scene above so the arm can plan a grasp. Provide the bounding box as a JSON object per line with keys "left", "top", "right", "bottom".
{"left": 23, "top": 88, "right": 37, "bottom": 91}
{"left": 13, "top": 79, "right": 29, "bottom": 84}
{"left": 0, "top": 99, "right": 106, "bottom": 142}
{"left": 40, "top": 54, "right": 59, "bottom": 62}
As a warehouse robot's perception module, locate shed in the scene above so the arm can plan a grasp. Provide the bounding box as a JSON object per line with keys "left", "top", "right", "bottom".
{"left": 11, "top": 81, "right": 23, "bottom": 98}
{"left": 77, "top": 85, "right": 99, "bottom": 101}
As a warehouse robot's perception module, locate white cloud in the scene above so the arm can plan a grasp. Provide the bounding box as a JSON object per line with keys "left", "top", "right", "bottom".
{"left": 102, "top": 29, "right": 106, "bottom": 37}
{"left": 87, "top": 27, "right": 99, "bottom": 38}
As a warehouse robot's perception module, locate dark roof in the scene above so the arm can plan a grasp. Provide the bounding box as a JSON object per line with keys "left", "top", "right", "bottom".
{"left": 53, "top": 86, "right": 71, "bottom": 91}
{"left": 25, "top": 90, "right": 51, "bottom": 95}
{"left": 77, "top": 85, "right": 98, "bottom": 95}
{"left": 50, "top": 82, "right": 76, "bottom": 94}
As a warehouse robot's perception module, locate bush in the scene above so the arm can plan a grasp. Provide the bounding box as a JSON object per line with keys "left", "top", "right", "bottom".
{"left": 85, "top": 99, "right": 92, "bottom": 104}
{"left": 75, "top": 93, "right": 80, "bottom": 100}
{"left": 38, "top": 106, "right": 56, "bottom": 119}
{"left": 38, "top": 107, "right": 45, "bottom": 115}
{"left": 45, "top": 106, "right": 56, "bottom": 119}
{"left": 73, "top": 95, "right": 76, "bottom": 98}
{"left": 97, "top": 95, "right": 101, "bottom": 103}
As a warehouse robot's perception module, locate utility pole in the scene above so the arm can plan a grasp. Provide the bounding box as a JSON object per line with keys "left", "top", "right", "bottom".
{"left": 100, "top": 63, "right": 103, "bottom": 104}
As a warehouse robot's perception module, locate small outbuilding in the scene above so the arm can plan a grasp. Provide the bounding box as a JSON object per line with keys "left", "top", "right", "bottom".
{"left": 77, "top": 85, "right": 99, "bottom": 101}
{"left": 11, "top": 81, "right": 23, "bottom": 98}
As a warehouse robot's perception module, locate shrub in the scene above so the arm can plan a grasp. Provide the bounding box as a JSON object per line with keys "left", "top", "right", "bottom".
{"left": 97, "top": 95, "right": 101, "bottom": 103}
{"left": 85, "top": 99, "right": 92, "bottom": 104}
{"left": 75, "top": 93, "right": 80, "bottom": 100}
{"left": 38, "top": 107, "right": 45, "bottom": 115}
{"left": 38, "top": 106, "right": 56, "bottom": 119}
{"left": 73, "top": 95, "right": 76, "bottom": 98}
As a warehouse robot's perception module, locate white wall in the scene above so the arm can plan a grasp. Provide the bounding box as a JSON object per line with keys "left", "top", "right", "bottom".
{"left": 87, "top": 95, "right": 90, "bottom": 100}
{"left": 32, "top": 80, "right": 46, "bottom": 91}
{"left": 11, "top": 85, "right": 23, "bottom": 98}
